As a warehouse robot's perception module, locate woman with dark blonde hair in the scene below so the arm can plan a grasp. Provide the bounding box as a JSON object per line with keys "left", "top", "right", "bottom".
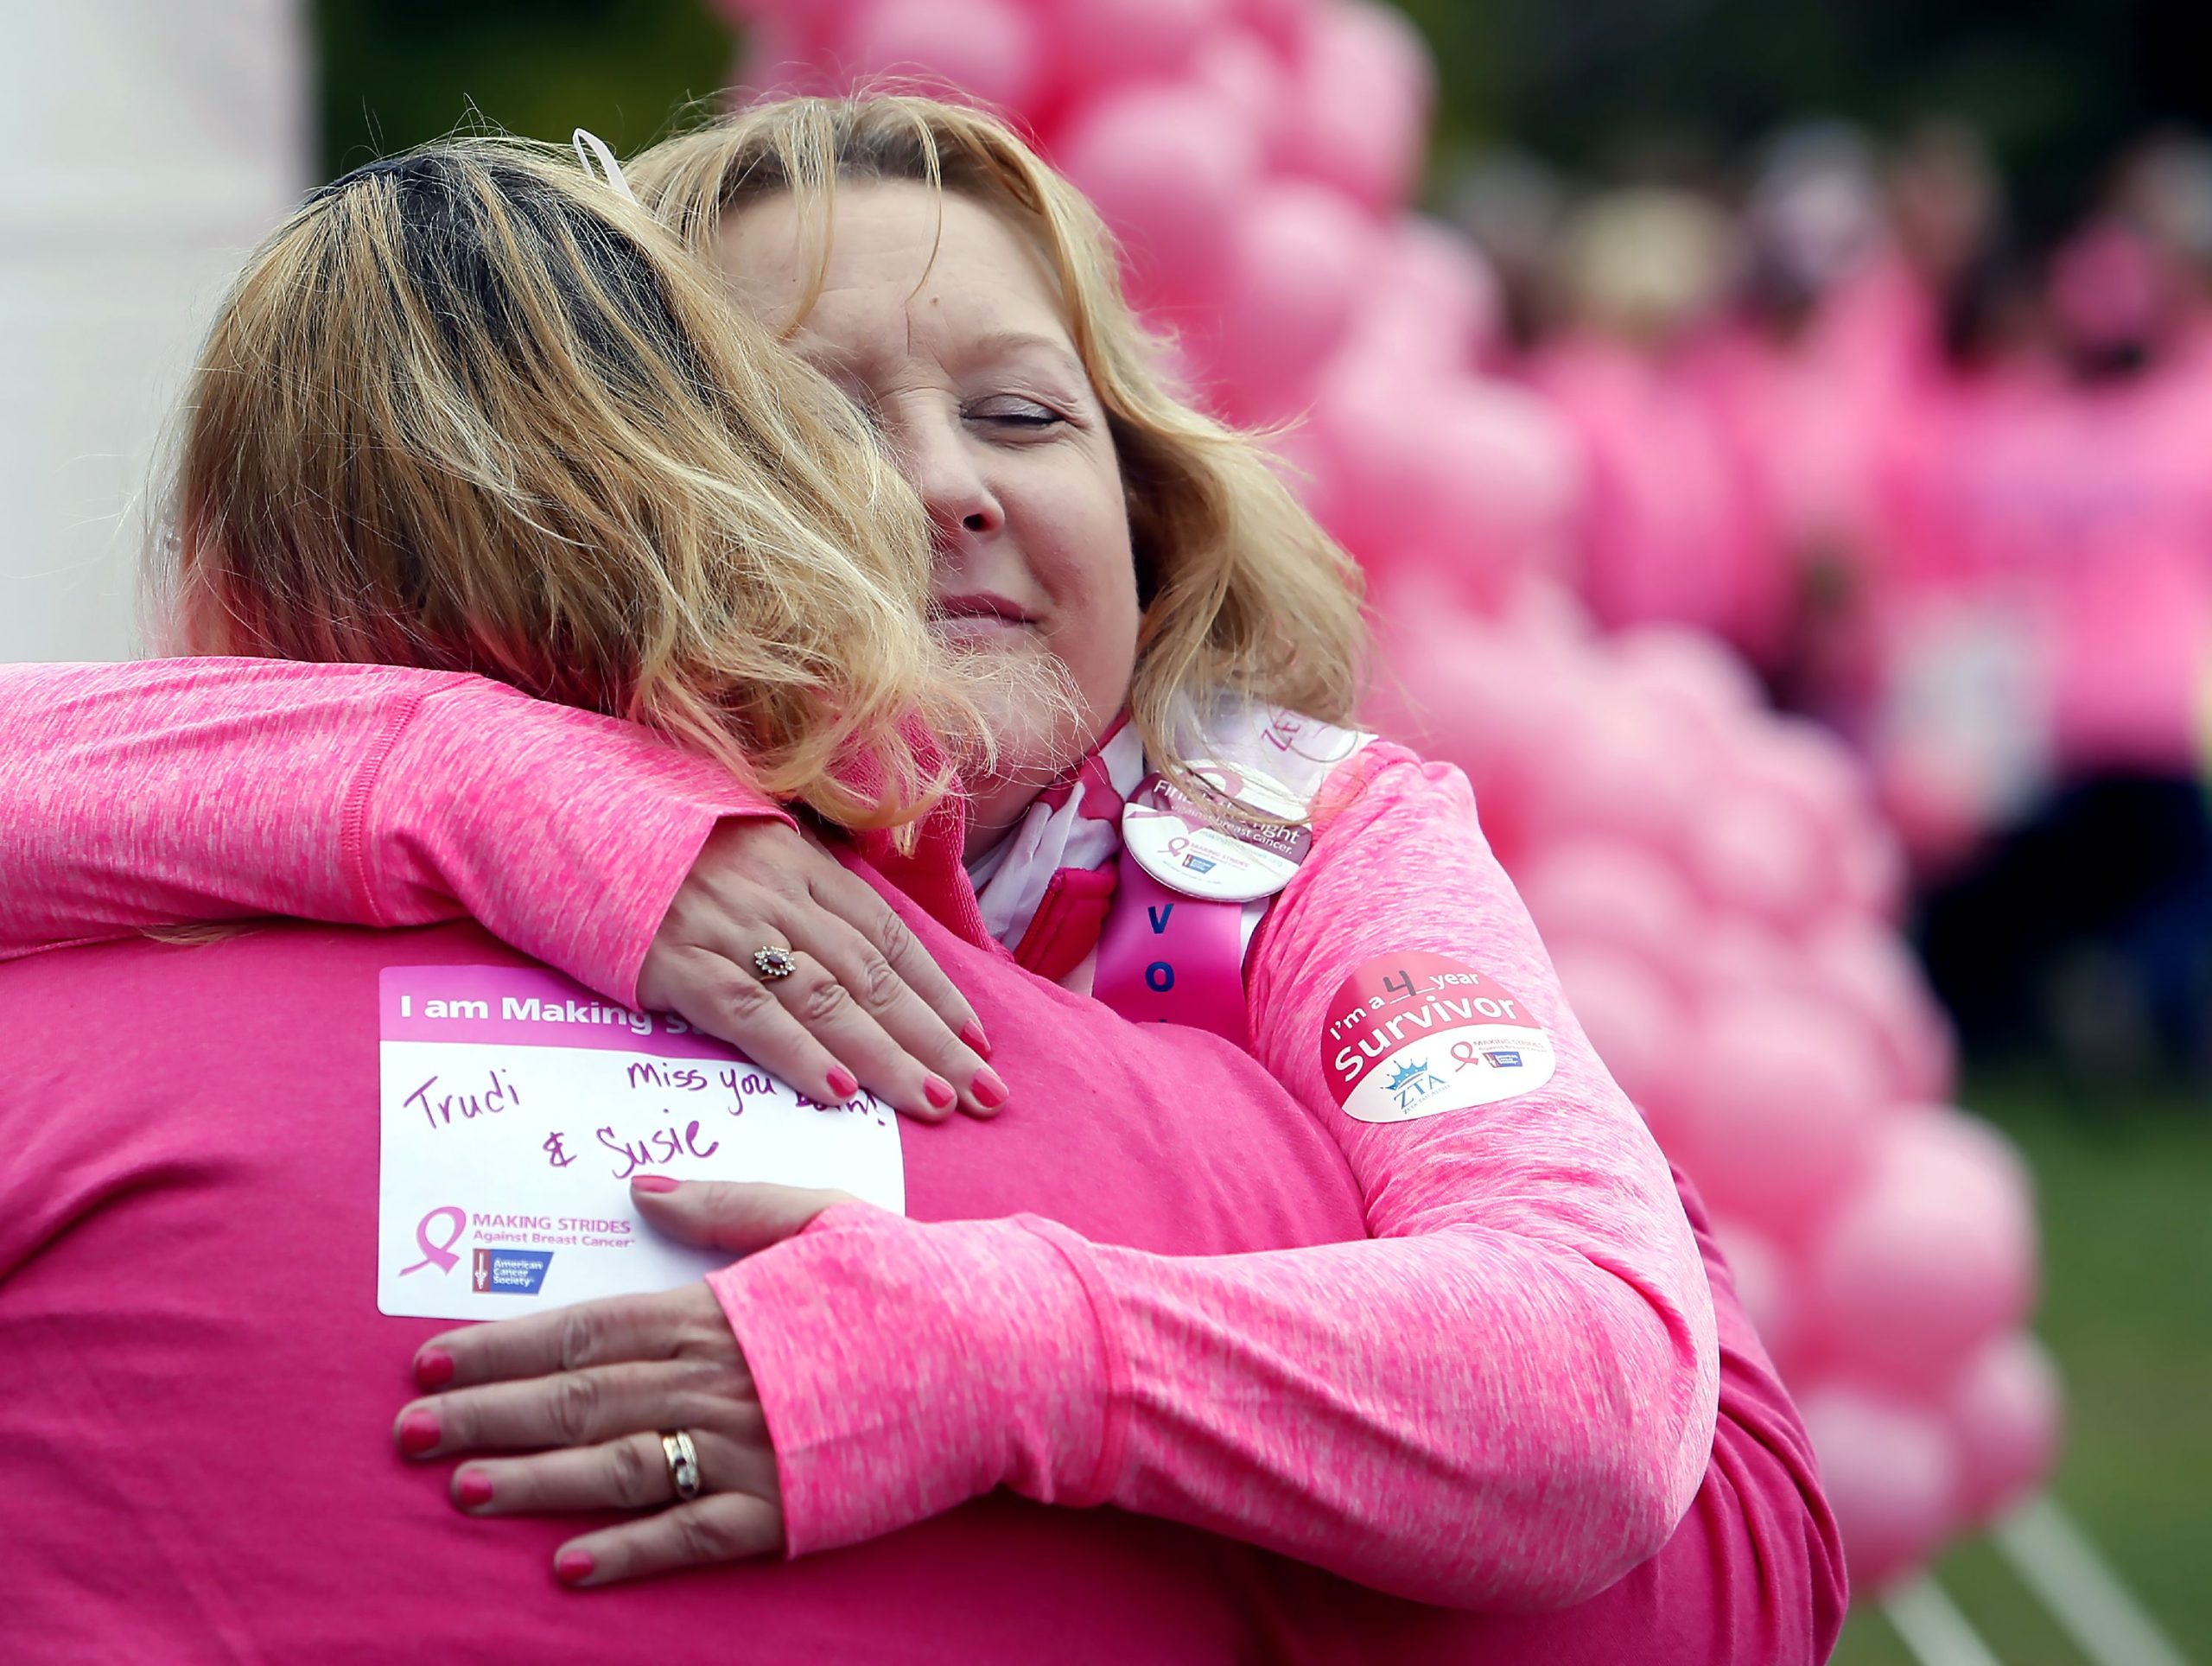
{"left": 1, "top": 100, "right": 1837, "bottom": 1663}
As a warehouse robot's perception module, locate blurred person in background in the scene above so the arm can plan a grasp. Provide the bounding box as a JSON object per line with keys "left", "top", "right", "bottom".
{"left": 1446, "top": 146, "right": 1569, "bottom": 349}
{"left": 1683, "top": 124, "right": 1903, "bottom": 708}
{"left": 2118, "top": 130, "right": 2212, "bottom": 368}
{"left": 1524, "top": 184, "right": 1789, "bottom": 664}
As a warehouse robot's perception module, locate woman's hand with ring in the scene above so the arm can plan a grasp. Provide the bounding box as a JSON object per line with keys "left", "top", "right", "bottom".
{"left": 637, "top": 817, "right": 1008, "bottom": 1122}
{"left": 395, "top": 1181, "right": 856, "bottom": 1587}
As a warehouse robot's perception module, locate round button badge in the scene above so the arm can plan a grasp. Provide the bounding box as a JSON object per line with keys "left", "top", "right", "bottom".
{"left": 1121, "top": 760, "right": 1313, "bottom": 903}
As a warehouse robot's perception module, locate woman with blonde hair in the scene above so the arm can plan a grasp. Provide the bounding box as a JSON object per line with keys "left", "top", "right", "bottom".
{"left": 2, "top": 99, "right": 1836, "bottom": 1661}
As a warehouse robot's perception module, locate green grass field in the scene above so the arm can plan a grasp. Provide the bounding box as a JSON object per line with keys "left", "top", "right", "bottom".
{"left": 1833, "top": 1075, "right": 2212, "bottom": 1664}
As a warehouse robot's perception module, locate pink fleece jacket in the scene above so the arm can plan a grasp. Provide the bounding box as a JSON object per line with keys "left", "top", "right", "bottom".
{"left": 2, "top": 658, "right": 1722, "bottom": 1613}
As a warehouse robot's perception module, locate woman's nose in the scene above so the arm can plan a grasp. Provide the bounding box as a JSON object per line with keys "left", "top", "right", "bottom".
{"left": 899, "top": 410, "right": 1006, "bottom": 540}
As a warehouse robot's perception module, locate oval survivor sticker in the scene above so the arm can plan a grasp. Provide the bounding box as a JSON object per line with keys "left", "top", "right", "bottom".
{"left": 1321, "top": 951, "right": 1558, "bottom": 1122}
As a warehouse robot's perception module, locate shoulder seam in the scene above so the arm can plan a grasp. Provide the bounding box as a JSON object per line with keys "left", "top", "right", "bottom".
{"left": 339, "top": 681, "right": 457, "bottom": 928}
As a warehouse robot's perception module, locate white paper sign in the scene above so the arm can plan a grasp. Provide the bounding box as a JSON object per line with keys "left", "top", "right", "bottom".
{"left": 377, "top": 964, "right": 903, "bottom": 1320}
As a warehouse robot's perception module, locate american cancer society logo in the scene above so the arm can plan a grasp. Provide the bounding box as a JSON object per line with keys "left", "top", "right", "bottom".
{"left": 472, "top": 1246, "right": 554, "bottom": 1296}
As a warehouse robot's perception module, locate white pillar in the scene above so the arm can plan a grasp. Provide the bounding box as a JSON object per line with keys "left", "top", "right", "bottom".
{"left": 0, "top": 0, "right": 307, "bottom": 663}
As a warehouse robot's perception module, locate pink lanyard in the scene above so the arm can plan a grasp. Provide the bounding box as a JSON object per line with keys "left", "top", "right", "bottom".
{"left": 1090, "top": 849, "right": 1252, "bottom": 1048}
{"left": 982, "top": 705, "right": 1370, "bottom": 1050}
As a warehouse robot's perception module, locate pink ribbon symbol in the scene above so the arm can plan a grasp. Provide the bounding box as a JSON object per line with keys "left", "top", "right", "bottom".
{"left": 400, "top": 1205, "right": 467, "bottom": 1276}
{"left": 1451, "top": 1041, "right": 1483, "bottom": 1073}
{"left": 1204, "top": 764, "right": 1249, "bottom": 801}
{"left": 1166, "top": 835, "right": 1192, "bottom": 860}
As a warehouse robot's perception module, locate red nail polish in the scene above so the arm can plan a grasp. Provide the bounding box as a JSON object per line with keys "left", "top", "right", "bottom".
{"left": 456, "top": 1470, "right": 494, "bottom": 1510}
{"left": 959, "top": 1021, "right": 992, "bottom": 1057}
{"left": 631, "top": 1174, "right": 681, "bottom": 1194}
{"left": 923, "top": 1073, "right": 956, "bottom": 1110}
{"left": 397, "top": 1409, "right": 440, "bottom": 1457}
{"left": 413, "top": 1349, "right": 454, "bottom": 1390}
{"left": 556, "top": 1548, "right": 595, "bottom": 1586}
{"left": 826, "top": 1065, "right": 860, "bottom": 1100}
{"left": 970, "top": 1066, "right": 1009, "bottom": 1110}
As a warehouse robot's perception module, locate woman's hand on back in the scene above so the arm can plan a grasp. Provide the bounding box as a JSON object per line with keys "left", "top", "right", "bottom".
{"left": 637, "top": 817, "right": 1007, "bottom": 1122}
{"left": 396, "top": 1180, "right": 858, "bottom": 1588}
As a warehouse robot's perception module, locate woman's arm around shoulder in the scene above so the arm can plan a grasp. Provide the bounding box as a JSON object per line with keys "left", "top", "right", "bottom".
{"left": 0, "top": 658, "right": 782, "bottom": 1001}
{"left": 0, "top": 659, "right": 1001, "bottom": 1119}
{"left": 1243, "top": 743, "right": 1722, "bottom": 1577}
{"left": 706, "top": 746, "right": 1720, "bottom": 1610}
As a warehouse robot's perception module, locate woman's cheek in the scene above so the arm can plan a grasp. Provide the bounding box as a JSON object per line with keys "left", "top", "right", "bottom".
{"left": 1071, "top": 566, "right": 1142, "bottom": 720}
{"left": 1026, "top": 538, "right": 1137, "bottom": 696}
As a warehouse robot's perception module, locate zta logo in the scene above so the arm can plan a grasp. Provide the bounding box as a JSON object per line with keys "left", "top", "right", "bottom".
{"left": 471, "top": 1246, "right": 554, "bottom": 1295}
{"left": 1384, "top": 1058, "right": 1446, "bottom": 1112}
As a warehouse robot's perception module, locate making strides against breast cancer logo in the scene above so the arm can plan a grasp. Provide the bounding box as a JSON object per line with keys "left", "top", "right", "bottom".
{"left": 1320, "top": 951, "right": 1559, "bottom": 1123}
{"left": 397, "top": 1203, "right": 553, "bottom": 1295}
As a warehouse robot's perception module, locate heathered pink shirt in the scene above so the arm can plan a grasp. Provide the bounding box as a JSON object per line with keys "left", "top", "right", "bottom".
{"left": 1, "top": 918, "right": 1380, "bottom": 1663}
{"left": 0, "top": 661, "right": 1840, "bottom": 1656}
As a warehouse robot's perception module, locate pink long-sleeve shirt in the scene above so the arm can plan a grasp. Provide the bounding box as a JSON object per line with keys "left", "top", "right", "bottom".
{"left": 3, "top": 916, "right": 1387, "bottom": 1663}
{"left": 1263, "top": 1166, "right": 1844, "bottom": 1664}
{"left": 1, "top": 925, "right": 1835, "bottom": 1665}
{"left": 0, "top": 661, "right": 1842, "bottom": 1656}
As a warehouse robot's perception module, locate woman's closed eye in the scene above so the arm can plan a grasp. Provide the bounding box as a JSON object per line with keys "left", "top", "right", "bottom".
{"left": 965, "top": 395, "right": 1065, "bottom": 432}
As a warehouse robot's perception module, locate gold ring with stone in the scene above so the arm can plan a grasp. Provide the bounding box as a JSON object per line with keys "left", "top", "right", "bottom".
{"left": 660, "top": 1429, "right": 702, "bottom": 1502}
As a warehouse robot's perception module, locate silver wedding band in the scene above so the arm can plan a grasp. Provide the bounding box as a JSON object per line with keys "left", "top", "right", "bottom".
{"left": 660, "top": 1429, "right": 702, "bottom": 1502}
{"left": 752, "top": 945, "right": 797, "bottom": 982}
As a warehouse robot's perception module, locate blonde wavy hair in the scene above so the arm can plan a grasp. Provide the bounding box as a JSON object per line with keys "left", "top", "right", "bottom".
{"left": 159, "top": 136, "right": 975, "bottom": 830}
{"left": 627, "top": 93, "right": 1368, "bottom": 786}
